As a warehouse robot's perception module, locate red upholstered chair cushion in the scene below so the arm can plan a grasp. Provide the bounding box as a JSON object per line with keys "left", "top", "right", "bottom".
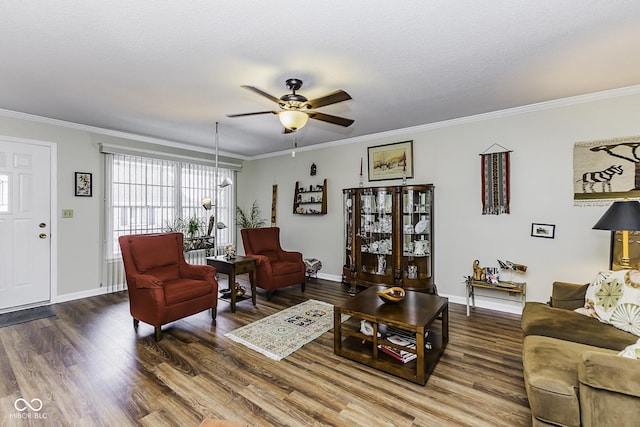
{"left": 129, "top": 234, "right": 181, "bottom": 280}
{"left": 163, "top": 278, "right": 214, "bottom": 305}
{"left": 249, "top": 235, "right": 279, "bottom": 255}
{"left": 272, "top": 261, "right": 303, "bottom": 276}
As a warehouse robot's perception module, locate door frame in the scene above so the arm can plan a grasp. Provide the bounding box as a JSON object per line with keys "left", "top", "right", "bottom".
{"left": 1, "top": 135, "right": 58, "bottom": 308}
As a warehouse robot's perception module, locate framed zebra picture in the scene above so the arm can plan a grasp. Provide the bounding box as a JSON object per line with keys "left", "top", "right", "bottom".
{"left": 573, "top": 135, "right": 640, "bottom": 205}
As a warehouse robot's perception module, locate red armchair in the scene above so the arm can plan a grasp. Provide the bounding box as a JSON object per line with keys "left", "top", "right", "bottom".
{"left": 119, "top": 232, "right": 218, "bottom": 341}
{"left": 240, "top": 227, "right": 306, "bottom": 299}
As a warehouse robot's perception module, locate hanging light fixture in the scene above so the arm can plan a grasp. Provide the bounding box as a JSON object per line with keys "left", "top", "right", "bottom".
{"left": 201, "top": 197, "right": 212, "bottom": 210}
{"left": 279, "top": 110, "right": 309, "bottom": 131}
{"left": 213, "top": 122, "right": 220, "bottom": 256}
{"left": 291, "top": 131, "right": 298, "bottom": 158}
{"left": 219, "top": 176, "right": 233, "bottom": 188}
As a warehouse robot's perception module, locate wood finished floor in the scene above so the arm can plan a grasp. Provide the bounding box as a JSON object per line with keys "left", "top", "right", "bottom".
{"left": 0, "top": 279, "right": 532, "bottom": 426}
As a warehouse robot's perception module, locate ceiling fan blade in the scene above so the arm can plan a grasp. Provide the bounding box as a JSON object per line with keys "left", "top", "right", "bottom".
{"left": 306, "top": 90, "right": 352, "bottom": 109}
{"left": 241, "top": 85, "right": 280, "bottom": 104}
{"left": 226, "top": 111, "right": 276, "bottom": 118}
{"left": 308, "top": 112, "right": 354, "bottom": 127}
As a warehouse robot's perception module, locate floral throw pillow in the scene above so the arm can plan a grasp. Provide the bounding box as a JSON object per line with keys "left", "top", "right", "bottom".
{"left": 585, "top": 269, "right": 640, "bottom": 336}
{"left": 619, "top": 338, "right": 640, "bottom": 359}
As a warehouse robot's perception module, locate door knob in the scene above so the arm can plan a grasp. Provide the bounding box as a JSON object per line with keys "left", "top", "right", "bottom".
{"left": 39, "top": 233, "right": 47, "bottom": 239}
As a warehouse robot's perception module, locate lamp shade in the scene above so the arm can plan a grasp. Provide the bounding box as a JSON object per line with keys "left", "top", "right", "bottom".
{"left": 593, "top": 200, "right": 640, "bottom": 231}
{"left": 278, "top": 110, "right": 309, "bottom": 131}
{"left": 201, "top": 197, "right": 212, "bottom": 211}
{"left": 219, "top": 176, "right": 233, "bottom": 188}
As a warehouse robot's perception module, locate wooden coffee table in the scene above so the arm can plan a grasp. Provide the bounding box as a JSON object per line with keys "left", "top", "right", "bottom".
{"left": 206, "top": 255, "right": 257, "bottom": 313}
{"left": 334, "top": 285, "right": 448, "bottom": 385}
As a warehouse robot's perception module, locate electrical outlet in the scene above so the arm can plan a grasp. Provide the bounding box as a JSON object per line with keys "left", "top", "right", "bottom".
{"left": 62, "top": 209, "right": 74, "bottom": 218}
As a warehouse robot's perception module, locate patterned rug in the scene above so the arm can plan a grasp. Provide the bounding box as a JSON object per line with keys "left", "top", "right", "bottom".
{"left": 225, "top": 299, "right": 343, "bottom": 361}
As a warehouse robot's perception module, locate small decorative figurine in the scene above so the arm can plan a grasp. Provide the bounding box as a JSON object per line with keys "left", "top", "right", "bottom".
{"left": 472, "top": 260, "right": 486, "bottom": 281}
{"left": 224, "top": 244, "right": 236, "bottom": 259}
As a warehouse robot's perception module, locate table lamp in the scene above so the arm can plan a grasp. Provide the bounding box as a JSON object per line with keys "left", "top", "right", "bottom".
{"left": 593, "top": 199, "right": 640, "bottom": 268}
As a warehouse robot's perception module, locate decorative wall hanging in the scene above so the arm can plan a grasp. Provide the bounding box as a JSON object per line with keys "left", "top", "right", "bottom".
{"left": 271, "top": 184, "right": 277, "bottom": 226}
{"left": 573, "top": 135, "right": 640, "bottom": 206}
{"left": 75, "top": 172, "right": 92, "bottom": 197}
{"left": 480, "top": 144, "right": 511, "bottom": 215}
{"left": 367, "top": 140, "right": 413, "bottom": 181}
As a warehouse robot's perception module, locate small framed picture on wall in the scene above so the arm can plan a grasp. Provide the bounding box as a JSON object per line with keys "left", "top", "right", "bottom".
{"left": 75, "top": 172, "right": 92, "bottom": 197}
{"left": 531, "top": 223, "right": 555, "bottom": 238}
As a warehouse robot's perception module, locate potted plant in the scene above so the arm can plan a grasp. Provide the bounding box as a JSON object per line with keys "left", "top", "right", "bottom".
{"left": 236, "top": 201, "right": 267, "bottom": 228}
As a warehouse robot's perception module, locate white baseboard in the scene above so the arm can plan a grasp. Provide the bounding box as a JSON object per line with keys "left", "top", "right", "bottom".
{"left": 56, "top": 286, "right": 113, "bottom": 303}
{"left": 55, "top": 278, "right": 523, "bottom": 316}
{"left": 441, "top": 294, "right": 523, "bottom": 315}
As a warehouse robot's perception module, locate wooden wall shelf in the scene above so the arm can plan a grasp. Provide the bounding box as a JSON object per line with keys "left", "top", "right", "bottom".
{"left": 294, "top": 178, "right": 327, "bottom": 215}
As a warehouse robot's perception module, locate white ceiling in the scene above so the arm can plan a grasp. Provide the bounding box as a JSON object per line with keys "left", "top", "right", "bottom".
{"left": 2, "top": 1, "right": 640, "bottom": 158}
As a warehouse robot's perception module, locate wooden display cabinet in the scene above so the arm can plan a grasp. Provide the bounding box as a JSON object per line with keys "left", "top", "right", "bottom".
{"left": 293, "top": 178, "right": 327, "bottom": 215}
{"left": 342, "top": 184, "right": 435, "bottom": 294}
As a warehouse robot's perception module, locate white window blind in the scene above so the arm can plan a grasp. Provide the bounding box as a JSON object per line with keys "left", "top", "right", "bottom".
{"left": 103, "top": 152, "right": 235, "bottom": 291}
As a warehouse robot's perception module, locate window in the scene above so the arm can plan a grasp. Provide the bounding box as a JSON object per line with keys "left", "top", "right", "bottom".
{"left": 105, "top": 153, "right": 235, "bottom": 260}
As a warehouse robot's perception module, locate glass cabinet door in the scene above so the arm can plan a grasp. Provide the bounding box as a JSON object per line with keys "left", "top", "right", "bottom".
{"left": 342, "top": 189, "right": 358, "bottom": 294}
{"left": 401, "top": 186, "right": 433, "bottom": 290}
{"left": 359, "top": 187, "right": 394, "bottom": 284}
{"left": 344, "top": 190, "right": 354, "bottom": 269}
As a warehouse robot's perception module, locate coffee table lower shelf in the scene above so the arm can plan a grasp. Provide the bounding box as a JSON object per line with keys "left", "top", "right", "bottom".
{"left": 337, "top": 328, "right": 445, "bottom": 385}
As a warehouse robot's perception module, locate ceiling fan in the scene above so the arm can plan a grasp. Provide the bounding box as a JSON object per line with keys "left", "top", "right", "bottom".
{"left": 227, "top": 78, "right": 354, "bottom": 132}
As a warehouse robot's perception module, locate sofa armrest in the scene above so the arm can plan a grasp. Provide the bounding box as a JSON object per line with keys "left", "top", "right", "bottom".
{"left": 578, "top": 351, "right": 640, "bottom": 427}
{"left": 550, "top": 281, "right": 589, "bottom": 310}
{"left": 579, "top": 351, "right": 640, "bottom": 398}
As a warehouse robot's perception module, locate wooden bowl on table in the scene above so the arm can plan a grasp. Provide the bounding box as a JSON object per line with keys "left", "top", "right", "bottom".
{"left": 376, "top": 286, "right": 406, "bottom": 303}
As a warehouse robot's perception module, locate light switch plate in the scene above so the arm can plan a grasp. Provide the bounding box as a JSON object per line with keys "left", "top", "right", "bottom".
{"left": 62, "top": 209, "right": 74, "bottom": 218}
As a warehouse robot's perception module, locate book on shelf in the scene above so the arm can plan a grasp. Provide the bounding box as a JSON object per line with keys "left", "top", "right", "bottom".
{"left": 385, "top": 327, "right": 428, "bottom": 344}
{"left": 378, "top": 344, "right": 417, "bottom": 363}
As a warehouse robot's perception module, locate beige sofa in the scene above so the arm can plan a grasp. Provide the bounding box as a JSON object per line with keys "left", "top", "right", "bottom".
{"left": 521, "top": 281, "right": 640, "bottom": 426}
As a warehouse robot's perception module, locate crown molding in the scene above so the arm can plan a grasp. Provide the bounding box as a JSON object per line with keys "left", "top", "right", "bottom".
{"left": 0, "top": 108, "right": 249, "bottom": 160}
{"left": 2, "top": 84, "right": 639, "bottom": 162}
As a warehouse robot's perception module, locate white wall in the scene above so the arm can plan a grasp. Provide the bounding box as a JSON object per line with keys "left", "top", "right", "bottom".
{"left": 237, "top": 89, "right": 640, "bottom": 311}
{"left": 2, "top": 88, "right": 639, "bottom": 310}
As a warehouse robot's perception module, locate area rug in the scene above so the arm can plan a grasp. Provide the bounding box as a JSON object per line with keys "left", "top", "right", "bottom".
{"left": 225, "top": 299, "right": 343, "bottom": 361}
{"left": 0, "top": 305, "right": 55, "bottom": 328}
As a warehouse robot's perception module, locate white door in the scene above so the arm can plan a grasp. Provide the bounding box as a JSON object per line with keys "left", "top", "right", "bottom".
{"left": 0, "top": 139, "right": 52, "bottom": 311}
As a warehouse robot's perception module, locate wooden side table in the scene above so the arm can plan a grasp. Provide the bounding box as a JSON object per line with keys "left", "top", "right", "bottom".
{"left": 465, "top": 279, "right": 526, "bottom": 316}
{"left": 206, "top": 255, "right": 257, "bottom": 313}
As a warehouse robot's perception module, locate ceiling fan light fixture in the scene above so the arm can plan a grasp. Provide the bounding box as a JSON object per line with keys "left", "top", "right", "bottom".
{"left": 278, "top": 110, "right": 309, "bottom": 131}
